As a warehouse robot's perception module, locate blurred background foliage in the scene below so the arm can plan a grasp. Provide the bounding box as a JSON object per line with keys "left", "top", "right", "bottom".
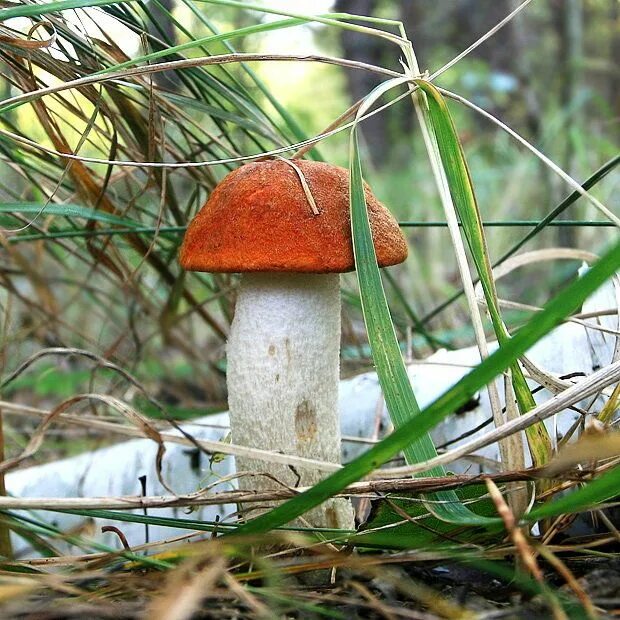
{"left": 0, "top": 0, "right": 617, "bottom": 462}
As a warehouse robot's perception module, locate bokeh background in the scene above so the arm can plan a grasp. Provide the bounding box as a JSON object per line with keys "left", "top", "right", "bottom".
{"left": 0, "top": 0, "right": 617, "bottom": 463}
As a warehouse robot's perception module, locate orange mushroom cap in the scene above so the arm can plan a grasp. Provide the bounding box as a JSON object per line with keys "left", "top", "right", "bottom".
{"left": 179, "top": 159, "right": 408, "bottom": 274}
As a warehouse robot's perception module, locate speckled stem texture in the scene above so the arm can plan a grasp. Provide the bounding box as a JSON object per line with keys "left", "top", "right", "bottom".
{"left": 227, "top": 273, "right": 355, "bottom": 529}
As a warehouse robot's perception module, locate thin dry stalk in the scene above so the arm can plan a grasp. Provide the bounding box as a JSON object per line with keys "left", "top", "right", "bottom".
{"left": 536, "top": 546, "right": 599, "bottom": 620}
{"left": 0, "top": 468, "right": 589, "bottom": 511}
{"left": 485, "top": 479, "right": 567, "bottom": 620}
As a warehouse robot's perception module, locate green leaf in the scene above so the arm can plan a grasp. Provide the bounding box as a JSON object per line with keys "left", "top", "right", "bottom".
{"left": 9, "top": 225, "right": 185, "bottom": 244}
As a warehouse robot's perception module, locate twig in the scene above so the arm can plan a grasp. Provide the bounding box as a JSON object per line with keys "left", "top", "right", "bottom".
{"left": 0, "top": 468, "right": 593, "bottom": 511}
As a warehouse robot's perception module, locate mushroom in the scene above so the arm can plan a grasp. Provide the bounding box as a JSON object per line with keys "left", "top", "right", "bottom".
{"left": 180, "top": 159, "right": 407, "bottom": 529}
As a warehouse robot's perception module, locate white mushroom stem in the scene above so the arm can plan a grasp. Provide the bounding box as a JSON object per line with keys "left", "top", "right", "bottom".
{"left": 227, "top": 272, "right": 355, "bottom": 529}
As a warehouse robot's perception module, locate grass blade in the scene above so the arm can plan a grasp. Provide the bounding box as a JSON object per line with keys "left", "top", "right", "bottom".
{"left": 414, "top": 79, "right": 552, "bottom": 467}
{"left": 228, "top": 234, "right": 620, "bottom": 536}
{"left": 527, "top": 464, "right": 620, "bottom": 521}
{"left": 0, "top": 0, "right": 128, "bottom": 20}
{"left": 0, "top": 203, "right": 142, "bottom": 228}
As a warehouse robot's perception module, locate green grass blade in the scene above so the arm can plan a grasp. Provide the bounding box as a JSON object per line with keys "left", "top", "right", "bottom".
{"left": 350, "top": 127, "right": 490, "bottom": 524}
{"left": 0, "top": 0, "right": 128, "bottom": 20}
{"left": 50, "top": 508, "right": 350, "bottom": 536}
{"left": 341, "top": 78, "right": 444, "bottom": 444}
{"left": 0, "top": 203, "right": 142, "bottom": 228}
{"left": 0, "top": 510, "right": 172, "bottom": 569}
{"left": 414, "top": 79, "right": 552, "bottom": 467}
{"left": 90, "top": 16, "right": 314, "bottom": 76}
{"left": 8, "top": 226, "right": 184, "bottom": 243}
{"left": 527, "top": 464, "right": 620, "bottom": 521}
{"left": 56, "top": 509, "right": 234, "bottom": 533}
{"left": 227, "top": 220, "right": 620, "bottom": 537}
{"left": 348, "top": 118, "right": 440, "bottom": 475}
{"left": 195, "top": 0, "right": 405, "bottom": 44}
